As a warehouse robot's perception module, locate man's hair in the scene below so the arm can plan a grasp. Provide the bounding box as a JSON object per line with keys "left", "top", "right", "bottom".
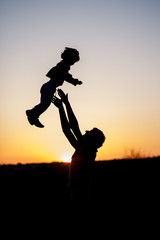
{"left": 92, "top": 128, "right": 105, "bottom": 149}
{"left": 61, "top": 47, "right": 80, "bottom": 62}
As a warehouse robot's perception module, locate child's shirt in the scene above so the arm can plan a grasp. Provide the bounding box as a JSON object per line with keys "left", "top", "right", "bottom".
{"left": 46, "top": 60, "right": 78, "bottom": 86}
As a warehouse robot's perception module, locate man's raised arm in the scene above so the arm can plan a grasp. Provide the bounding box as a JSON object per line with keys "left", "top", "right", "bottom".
{"left": 52, "top": 97, "right": 77, "bottom": 149}
{"left": 57, "top": 89, "right": 82, "bottom": 141}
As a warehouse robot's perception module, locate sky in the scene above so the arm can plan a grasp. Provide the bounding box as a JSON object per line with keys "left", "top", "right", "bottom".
{"left": 0, "top": 0, "right": 160, "bottom": 164}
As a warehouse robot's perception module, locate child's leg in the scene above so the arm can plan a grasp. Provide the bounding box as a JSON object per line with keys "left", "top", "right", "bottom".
{"left": 26, "top": 81, "right": 56, "bottom": 127}
{"left": 32, "top": 82, "right": 56, "bottom": 117}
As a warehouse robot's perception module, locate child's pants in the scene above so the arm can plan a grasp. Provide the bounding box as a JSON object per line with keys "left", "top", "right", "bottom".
{"left": 32, "top": 81, "right": 56, "bottom": 117}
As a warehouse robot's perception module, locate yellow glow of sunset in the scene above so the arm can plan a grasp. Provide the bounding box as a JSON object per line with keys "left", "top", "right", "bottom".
{"left": 0, "top": 0, "right": 160, "bottom": 164}
{"left": 61, "top": 154, "right": 71, "bottom": 163}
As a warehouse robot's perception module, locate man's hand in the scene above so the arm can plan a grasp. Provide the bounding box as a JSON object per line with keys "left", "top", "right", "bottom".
{"left": 58, "top": 89, "right": 68, "bottom": 103}
{"left": 52, "top": 96, "right": 62, "bottom": 108}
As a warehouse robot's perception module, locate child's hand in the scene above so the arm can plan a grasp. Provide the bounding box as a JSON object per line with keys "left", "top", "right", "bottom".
{"left": 74, "top": 79, "right": 82, "bottom": 85}
{"left": 52, "top": 96, "right": 62, "bottom": 108}
{"left": 77, "top": 80, "right": 82, "bottom": 85}
{"left": 58, "top": 89, "right": 68, "bottom": 103}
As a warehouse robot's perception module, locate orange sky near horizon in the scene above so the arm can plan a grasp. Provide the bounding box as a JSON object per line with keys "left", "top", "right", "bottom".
{"left": 0, "top": 0, "right": 160, "bottom": 164}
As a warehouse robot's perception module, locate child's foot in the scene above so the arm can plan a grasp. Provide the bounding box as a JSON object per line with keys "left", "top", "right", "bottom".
{"left": 26, "top": 110, "right": 44, "bottom": 128}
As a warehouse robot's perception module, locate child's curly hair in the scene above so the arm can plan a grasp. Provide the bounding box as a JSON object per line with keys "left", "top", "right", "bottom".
{"left": 61, "top": 47, "right": 80, "bottom": 62}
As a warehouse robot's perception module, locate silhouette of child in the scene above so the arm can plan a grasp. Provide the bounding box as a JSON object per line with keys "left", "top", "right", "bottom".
{"left": 26, "top": 47, "right": 82, "bottom": 128}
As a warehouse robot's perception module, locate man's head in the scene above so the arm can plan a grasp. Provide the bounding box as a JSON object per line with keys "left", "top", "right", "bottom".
{"left": 84, "top": 128, "right": 105, "bottom": 149}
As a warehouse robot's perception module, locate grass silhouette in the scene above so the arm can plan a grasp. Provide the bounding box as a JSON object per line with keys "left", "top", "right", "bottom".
{"left": 1, "top": 157, "right": 159, "bottom": 230}
{"left": 123, "top": 148, "right": 148, "bottom": 159}
{"left": 1, "top": 157, "right": 159, "bottom": 203}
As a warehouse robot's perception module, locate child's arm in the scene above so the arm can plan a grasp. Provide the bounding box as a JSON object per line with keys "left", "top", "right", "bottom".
{"left": 65, "top": 73, "right": 82, "bottom": 86}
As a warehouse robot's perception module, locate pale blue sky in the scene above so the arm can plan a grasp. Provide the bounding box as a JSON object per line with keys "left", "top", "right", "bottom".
{"left": 0, "top": 0, "right": 160, "bottom": 163}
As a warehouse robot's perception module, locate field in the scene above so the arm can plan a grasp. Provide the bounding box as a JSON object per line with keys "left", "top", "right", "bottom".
{"left": 1, "top": 157, "right": 159, "bottom": 229}
{"left": 1, "top": 157, "right": 159, "bottom": 202}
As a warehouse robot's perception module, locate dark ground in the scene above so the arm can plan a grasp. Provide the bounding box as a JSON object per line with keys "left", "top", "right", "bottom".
{"left": 1, "top": 157, "right": 159, "bottom": 233}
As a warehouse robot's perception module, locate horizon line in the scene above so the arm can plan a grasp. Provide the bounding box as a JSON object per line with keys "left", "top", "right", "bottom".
{"left": 0, "top": 156, "right": 160, "bottom": 166}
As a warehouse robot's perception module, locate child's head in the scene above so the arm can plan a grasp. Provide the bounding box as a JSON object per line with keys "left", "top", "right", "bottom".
{"left": 61, "top": 47, "right": 80, "bottom": 64}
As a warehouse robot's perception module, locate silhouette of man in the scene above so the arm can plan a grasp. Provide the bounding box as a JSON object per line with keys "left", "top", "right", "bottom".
{"left": 52, "top": 89, "right": 105, "bottom": 202}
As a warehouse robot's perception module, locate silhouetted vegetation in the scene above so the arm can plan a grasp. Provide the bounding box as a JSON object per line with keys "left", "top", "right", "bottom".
{"left": 1, "top": 158, "right": 159, "bottom": 239}
{"left": 1, "top": 157, "right": 159, "bottom": 206}
{"left": 123, "top": 148, "right": 148, "bottom": 159}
